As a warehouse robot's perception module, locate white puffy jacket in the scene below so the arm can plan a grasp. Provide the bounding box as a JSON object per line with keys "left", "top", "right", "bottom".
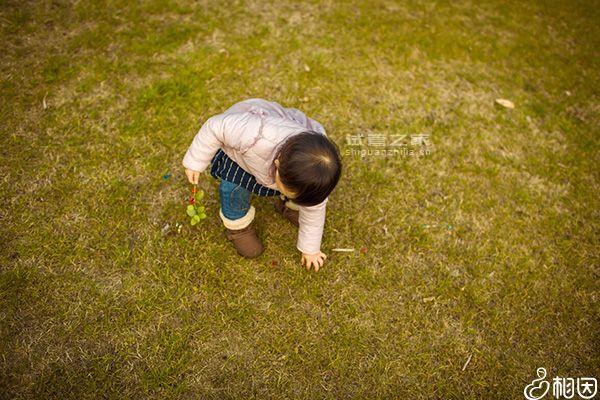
{"left": 182, "top": 98, "right": 329, "bottom": 254}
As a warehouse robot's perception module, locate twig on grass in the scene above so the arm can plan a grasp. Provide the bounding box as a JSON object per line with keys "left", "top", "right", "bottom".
{"left": 462, "top": 354, "right": 473, "bottom": 371}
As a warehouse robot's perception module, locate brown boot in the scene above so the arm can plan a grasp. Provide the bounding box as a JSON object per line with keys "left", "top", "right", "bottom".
{"left": 274, "top": 197, "right": 299, "bottom": 227}
{"left": 220, "top": 206, "right": 264, "bottom": 258}
{"left": 225, "top": 224, "right": 264, "bottom": 258}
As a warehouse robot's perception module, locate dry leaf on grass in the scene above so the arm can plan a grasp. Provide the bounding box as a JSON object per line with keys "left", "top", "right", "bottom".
{"left": 494, "top": 98, "right": 515, "bottom": 109}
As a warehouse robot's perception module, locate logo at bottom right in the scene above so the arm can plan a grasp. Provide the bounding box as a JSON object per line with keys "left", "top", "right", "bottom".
{"left": 524, "top": 367, "right": 597, "bottom": 400}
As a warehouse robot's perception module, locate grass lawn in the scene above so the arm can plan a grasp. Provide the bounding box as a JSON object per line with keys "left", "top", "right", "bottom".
{"left": 1, "top": 0, "right": 598, "bottom": 398}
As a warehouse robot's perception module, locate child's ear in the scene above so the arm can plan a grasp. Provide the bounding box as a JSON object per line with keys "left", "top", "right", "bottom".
{"left": 274, "top": 159, "right": 280, "bottom": 168}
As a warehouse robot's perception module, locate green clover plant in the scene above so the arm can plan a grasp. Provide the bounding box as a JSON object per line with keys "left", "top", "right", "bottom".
{"left": 186, "top": 186, "right": 207, "bottom": 226}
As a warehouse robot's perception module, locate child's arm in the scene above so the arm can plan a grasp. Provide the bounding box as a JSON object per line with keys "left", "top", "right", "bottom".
{"left": 296, "top": 198, "right": 328, "bottom": 271}
{"left": 182, "top": 111, "right": 262, "bottom": 183}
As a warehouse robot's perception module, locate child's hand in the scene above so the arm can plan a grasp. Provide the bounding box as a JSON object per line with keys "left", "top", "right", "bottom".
{"left": 301, "top": 251, "right": 327, "bottom": 272}
{"left": 185, "top": 168, "right": 200, "bottom": 185}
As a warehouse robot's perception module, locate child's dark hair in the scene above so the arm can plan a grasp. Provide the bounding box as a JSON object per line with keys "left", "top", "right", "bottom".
{"left": 276, "top": 131, "right": 342, "bottom": 207}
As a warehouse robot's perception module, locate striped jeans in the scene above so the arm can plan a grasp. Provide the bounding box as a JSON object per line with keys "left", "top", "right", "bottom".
{"left": 210, "top": 149, "right": 280, "bottom": 222}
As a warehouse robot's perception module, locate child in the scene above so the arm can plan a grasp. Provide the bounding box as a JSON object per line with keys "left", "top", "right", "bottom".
{"left": 182, "top": 98, "right": 341, "bottom": 271}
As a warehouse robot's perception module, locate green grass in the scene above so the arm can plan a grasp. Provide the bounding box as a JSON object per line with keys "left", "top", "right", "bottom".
{"left": 1, "top": 0, "right": 598, "bottom": 398}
